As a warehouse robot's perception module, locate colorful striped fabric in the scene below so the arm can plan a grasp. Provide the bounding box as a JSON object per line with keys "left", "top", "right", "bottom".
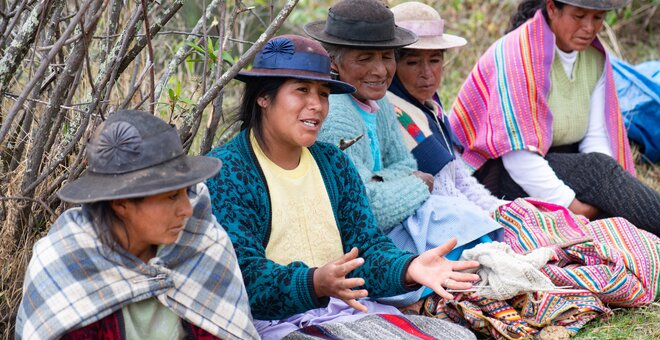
{"left": 449, "top": 10, "right": 635, "bottom": 175}
{"left": 422, "top": 287, "right": 610, "bottom": 339}
{"left": 284, "top": 314, "right": 476, "bottom": 340}
{"left": 495, "top": 198, "right": 660, "bottom": 306}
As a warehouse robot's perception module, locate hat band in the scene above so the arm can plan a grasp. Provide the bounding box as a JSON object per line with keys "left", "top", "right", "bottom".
{"left": 324, "top": 11, "right": 395, "bottom": 42}
{"left": 88, "top": 126, "right": 184, "bottom": 174}
{"left": 396, "top": 19, "right": 444, "bottom": 37}
{"left": 253, "top": 51, "right": 331, "bottom": 74}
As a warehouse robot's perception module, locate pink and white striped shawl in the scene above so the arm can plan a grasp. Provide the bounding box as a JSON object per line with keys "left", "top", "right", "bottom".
{"left": 449, "top": 10, "right": 635, "bottom": 175}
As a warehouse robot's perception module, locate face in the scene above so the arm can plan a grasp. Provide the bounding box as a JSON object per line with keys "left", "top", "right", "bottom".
{"left": 332, "top": 49, "right": 396, "bottom": 102}
{"left": 396, "top": 49, "right": 444, "bottom": 103}
{"left": 112, "top": 187, "right": 193, "bottom": 259}
{"left": 259, "top": 79, "right": 330, "bottom": 150}
{"left": 547, "top": 1, "right": 606, "bottom": 52}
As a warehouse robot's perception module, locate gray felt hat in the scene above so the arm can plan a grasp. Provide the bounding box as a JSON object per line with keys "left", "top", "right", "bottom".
{"left": 58, "top": 110, "right": 221, "bottom": 203}
{"left": 303, "top": 0, "right": 417, "bottom": 49}
{"left": 556, "top": 0, "right": 631, "bottom": 10}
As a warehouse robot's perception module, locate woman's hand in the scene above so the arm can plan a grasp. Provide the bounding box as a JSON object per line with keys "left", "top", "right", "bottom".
{"left": 405, "top": 238, "right": 480, "bottom": 300}
{"left": 413, "top": 171, "right": 435, "bottom": 192}
{"left": 313, "top": 247, "right": 369, "bottom": 312}
{"left": 568, "top": 198, "right": 599, "bottom": 219}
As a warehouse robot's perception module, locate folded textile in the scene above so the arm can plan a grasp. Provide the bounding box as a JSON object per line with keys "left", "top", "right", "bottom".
{"left": 422, "top": 288, "right": 611, "bottom": 340}
{"left": 283, "top": 314, "right": 476, "bottom": 340}
{"left": 496, "top": 198, "right": 660, "bottom": 306}
{"left": 460, "top": 242, "right": 555, "bottom": 300}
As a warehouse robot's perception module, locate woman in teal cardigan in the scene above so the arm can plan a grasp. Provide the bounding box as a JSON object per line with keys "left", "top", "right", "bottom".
{"left": 307, "top": 0, "right": 502, "bottom": 307}
{"left": 206, "top": 34, "right": 478, "bottom": 339}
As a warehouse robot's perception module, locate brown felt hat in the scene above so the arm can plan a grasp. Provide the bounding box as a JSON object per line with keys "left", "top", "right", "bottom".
{"left": 303, "top": 0, "right": 417, "bottom": 49}
{"left": 58, "top": 110, "right": 222, "bottom": 203}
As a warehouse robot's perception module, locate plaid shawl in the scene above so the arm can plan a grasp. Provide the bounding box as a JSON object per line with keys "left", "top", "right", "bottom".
{"left": 449, "top": 10, "right": 635, "bottom": 175}
{"left": 16, "top": 183, "right": 258, "bottom": 339}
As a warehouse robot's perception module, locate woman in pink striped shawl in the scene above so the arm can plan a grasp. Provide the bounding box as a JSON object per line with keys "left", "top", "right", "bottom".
{"left": 450, "top": 0, "right": 659, "bottom": 236}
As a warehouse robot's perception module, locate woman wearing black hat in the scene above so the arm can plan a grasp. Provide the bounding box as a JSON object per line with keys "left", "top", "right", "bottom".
{"left": 450, "top": 0, "right": 660, "bottom": 235}
{"left": 206, "top": 34, "right": 478, "bottom": 339}
{"left": 309, "top": 0, "right": 503, "bottom": 307}
{"left": 16, "top": 110, "right": 257, "bottom": 339}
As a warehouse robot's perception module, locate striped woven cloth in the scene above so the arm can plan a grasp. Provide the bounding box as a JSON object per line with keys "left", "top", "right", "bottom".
{"left": 284, "top": 314, "right": 476, "bottom": 340}
{"left": 495, "top": 198, "right": 660, "bottom": 306}
{"left": 423, "top": 287, "right": 610, "bottom": 339}
{"left": 449, "top": 9, "right": 634, "bottom": 175}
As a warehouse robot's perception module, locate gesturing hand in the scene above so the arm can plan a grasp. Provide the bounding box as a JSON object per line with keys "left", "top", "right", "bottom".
{"left": 313, "top": 247, "right": 369, "bottom": 312}
{"left": 405, "top": 238, "right": 480, "bottom": 300}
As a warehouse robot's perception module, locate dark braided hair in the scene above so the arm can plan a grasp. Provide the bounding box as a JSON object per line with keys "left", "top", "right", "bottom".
{"left": 508, "top": 0, "right": 567, "bottom": 32}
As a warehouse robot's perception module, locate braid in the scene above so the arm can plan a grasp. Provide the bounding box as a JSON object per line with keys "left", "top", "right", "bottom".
{"left": 508, "top": 0, "right": 545, "bottom": 32}
{"left": 508, "top": 0, "right": 567, "bottom": 32}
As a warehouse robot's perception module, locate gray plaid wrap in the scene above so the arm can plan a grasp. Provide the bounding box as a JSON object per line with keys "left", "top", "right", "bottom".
{"left": 16, "top": 183, "right": 258, "bottom": 339}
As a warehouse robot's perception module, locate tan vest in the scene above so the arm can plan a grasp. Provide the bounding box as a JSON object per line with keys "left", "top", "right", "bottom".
{"left": 548, "top": 46, "right": 604, "bottom": 146}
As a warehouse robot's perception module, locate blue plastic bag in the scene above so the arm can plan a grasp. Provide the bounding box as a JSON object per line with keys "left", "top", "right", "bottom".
{"left": 611, "top": 58, "right": 660, "bottom": 163}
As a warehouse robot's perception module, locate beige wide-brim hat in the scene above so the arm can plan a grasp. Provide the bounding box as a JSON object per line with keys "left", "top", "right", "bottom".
{"left": 391, "top": 2, "right": 467, "bottom": 50}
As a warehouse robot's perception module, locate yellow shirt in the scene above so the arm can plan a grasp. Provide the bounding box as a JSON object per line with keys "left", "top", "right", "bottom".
{"left": 251, "top": 135, "right": 344, "bottom": 267}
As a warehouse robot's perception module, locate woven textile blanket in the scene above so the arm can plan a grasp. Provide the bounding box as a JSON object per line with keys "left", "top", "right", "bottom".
{"left": 449, "top": 9, "right": 634, "bottom": 174}
{"left": 496, "top": 198, "right": 660, "bottom": 306}
{"left": 423, "top": 287, "right": 611, "bottom": 339}
{"left": 283, "top": 314, "right": 476, "bottom": 340}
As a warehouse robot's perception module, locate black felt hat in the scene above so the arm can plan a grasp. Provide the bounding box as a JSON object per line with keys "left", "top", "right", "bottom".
{"left": 58, "top": 110, "right": 221, "bottom": 203}
{"left": 303, "top": 0, "right": 417, "bottom": 49}
{"left": 556, "top": 0, "right": 630, "bottom": 10}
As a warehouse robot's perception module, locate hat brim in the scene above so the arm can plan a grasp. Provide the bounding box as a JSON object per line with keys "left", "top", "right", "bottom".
{"left": 559, "top": 0, "right": 630, "bottom": 10}
{"left": 404, "top": 34, "right": 467, "bottom": 50}
{"left": 57, "top": 155, "right": 222, "bottom": 204}
{"left": 235, "top": 69, "right": 356, "bottom": 94}
{"left": 303, "top": 21, "right": 417, "bottom": 49}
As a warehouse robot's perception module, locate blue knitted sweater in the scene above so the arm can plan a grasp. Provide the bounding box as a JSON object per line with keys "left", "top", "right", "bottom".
{"left": 318, "top": 94, "right": 431, "bottom": 232}
{"left": 206, "top": 130, "right": 417, "bottom": 320}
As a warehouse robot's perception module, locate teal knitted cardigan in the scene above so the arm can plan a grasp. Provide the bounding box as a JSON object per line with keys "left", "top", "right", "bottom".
{"left": 318, "top": 94, "right": 430, "bottom": 232}
{"left": 206, "top": 130, "right": 417, "bottom": 320}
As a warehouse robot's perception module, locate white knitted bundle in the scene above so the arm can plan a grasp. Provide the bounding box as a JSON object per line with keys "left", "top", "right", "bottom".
{"left": 460, "top": 242, "right": 556, "bottom": 300}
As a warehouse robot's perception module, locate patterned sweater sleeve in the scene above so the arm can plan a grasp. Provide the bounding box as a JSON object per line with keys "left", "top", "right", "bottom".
{"left": 317, "top": 144, "right": 418, "bottom": 298}
{"left": 319, "top": 95, "right": 430, "bottom": 232}
{"left": 206, "top": 137, "right": 327, "bottom": 320}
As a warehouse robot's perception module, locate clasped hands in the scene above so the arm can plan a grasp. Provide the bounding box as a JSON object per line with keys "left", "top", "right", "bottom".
{"left": 312, "top": 238, "right": 480, "bottom": 313}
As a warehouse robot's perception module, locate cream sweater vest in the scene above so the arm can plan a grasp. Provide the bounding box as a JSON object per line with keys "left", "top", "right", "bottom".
{"left": 548, "top": 46, "right": 604, "bottom": 146}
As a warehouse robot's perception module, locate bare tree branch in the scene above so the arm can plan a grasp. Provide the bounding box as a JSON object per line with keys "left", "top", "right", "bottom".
{"left": 0, "top": 0, "right": 96, "bottom": 147}
{"left": 182, "top": 0, "right": 300, "bottom": 149}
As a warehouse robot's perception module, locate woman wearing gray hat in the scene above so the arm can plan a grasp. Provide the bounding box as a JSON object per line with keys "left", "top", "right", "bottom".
{"left": 206, "top": 34, "right": 478, "bottom": 339}
{"left": 16, "top": 110, "right": 257, "bottom": 339}
{"left": 310, "top": 0, "right": 502, "bottom": 307}
{"left": 451, "top": 0, "right": 660, "bottom": 235}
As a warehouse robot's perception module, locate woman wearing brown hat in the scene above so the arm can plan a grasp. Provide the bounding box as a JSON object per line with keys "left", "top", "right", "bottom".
{"left": 310, "top": 0, "right": 503, "bottom": 307}
{"left": 450, "top": 0, "right": 660, "bottom": 235}
{"left": 206, "top": 34, "right": 478, "bottom": 339}
{"left": 16, "top": 110, "right": 257, "bottom": 339}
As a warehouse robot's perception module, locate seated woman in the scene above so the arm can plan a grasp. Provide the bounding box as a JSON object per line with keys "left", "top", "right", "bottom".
{"left": 309, "top": 0, "right": 501, "bottom": 299}
{"left": 450, "top": 0, "right": 659, "bottom": 235}
{"left": 16, "top": 110, "right": 257, "bottom": 339}
{"left": 206, "top": 34, "right": 479, "bottom": 340}
{"left": 386, "top": 2, "right": 505, "bottom": 215}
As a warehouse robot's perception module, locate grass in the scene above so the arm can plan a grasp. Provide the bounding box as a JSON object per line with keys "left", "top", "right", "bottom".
{"left": 575, "top": 303, "right": 660, "bottom": 339}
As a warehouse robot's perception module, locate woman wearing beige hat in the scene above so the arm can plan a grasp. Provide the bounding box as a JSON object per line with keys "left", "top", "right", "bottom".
{"left": 387, "top": 2, "right": 509, "bottom": 219}
{"left": 311, "top": 0, "right": 503, "bottom": 308}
